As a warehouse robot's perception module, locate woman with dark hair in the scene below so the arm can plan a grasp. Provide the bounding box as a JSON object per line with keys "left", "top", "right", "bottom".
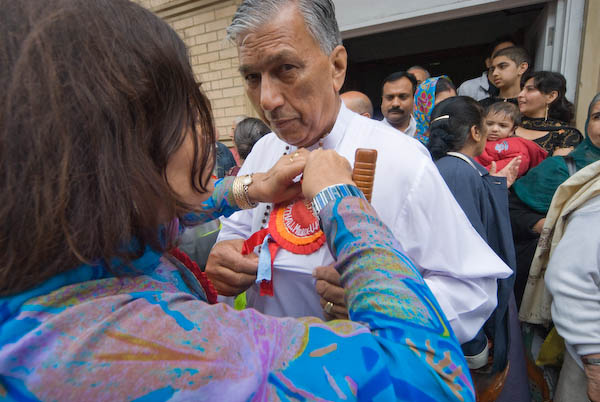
{"left": 413, "top": 76, "right": 457, "bottom": 145}
{"left": 234, "top": 117, "right": 271, "bottom": 162}
{"left": 0, "top": 1, "right": 473, "bottom": 400}
{"left": 428, "top": 96, "right": 529, "bottom": 401}
{"left": 516, "top": 71, "right": 583, "bottom": 156}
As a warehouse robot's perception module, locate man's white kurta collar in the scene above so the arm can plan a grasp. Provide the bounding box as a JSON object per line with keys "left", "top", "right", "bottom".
{"left": 306, "top": 102, "right": 351, "bottom": 151}
{"left": 381, "top": 115, "right": 416, "bottom": 137}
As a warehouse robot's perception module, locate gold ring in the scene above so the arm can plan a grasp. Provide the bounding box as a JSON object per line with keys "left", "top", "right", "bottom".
{"left": 289, "top": 156, "right": 294, "bottom": 162}
{"left": 324, "top": 301, "right": 334, "bottom": 314}
{"left": 293, "top": 152, "right": 300, "bottom": 158}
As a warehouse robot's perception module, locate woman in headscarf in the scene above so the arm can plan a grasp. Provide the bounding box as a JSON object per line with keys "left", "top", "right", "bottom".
{"left": 511, "top": 93, "right": 600, "bottom": 307}
{"left": 428, "top": 96, "right": 529, "bottom": 401}
{"left": 0, "top": 1, "right": 474, "bottom": 400}
{"left": 413, "top": 75, "right": 456, "bottom": 145}
{"left": 516, "top": 71, "right": 583, "bottom": 156}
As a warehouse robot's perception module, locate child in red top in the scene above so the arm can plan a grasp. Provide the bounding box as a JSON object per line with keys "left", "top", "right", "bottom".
{"left": 476, "top": 102, "right": 547, "bottom": 177}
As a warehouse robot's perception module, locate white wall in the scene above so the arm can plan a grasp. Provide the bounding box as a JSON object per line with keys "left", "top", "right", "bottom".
{"left": 334, "top": 0, "right": 550, "bottom": 38}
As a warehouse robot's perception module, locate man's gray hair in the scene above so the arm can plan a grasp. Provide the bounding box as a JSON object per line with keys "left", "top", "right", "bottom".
{"left": 227, "top": 0, "right": 342, "bottom": 55}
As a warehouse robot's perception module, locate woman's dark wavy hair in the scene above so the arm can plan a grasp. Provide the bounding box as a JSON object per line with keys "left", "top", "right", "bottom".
{"left": 522, "top": 71, "right": 574, "bottom": 123}
{"left": 0, "top": 0, "right": 215, "bottom": 295}
{"left": 427, "top": 96, "right": 484, "bottom": 161}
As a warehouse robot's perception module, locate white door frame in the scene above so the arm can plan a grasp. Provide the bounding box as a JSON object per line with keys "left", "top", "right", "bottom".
{"left": 335, "top": 0, "right": 586, "bottom": 102}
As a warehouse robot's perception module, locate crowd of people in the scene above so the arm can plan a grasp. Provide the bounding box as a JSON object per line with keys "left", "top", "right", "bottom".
{"left": 1, "top": 0, "right": 599, "bottom": 401}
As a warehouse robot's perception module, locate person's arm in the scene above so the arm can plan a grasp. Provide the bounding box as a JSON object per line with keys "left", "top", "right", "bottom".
{"left": 546, "top": 197, "right": 600, "bottom": 402}
{"left": 552, "top": 147, "right": 574, "bottom": 156}
{"left": 19, "top": 151, "right": 473, "bottom": 401}
{"left": 32, "top": 190, "right": 474, "bottom": 401}
{"left": 583, "top": 353, "right": 600, "bottom": 402}
{"left": 180, "top": 176, "right": 239, "bottom": 227}
{"left": 508, "top": 190, "right": 545, "bottom": 239}
{"left": 278, "top": 149, "right": 474, "bottom": 400}
{"left": 284, "top": 192, "right": 474, "bottom": 400}
{"left": 396, "top": 159, "right": 511, "bottom": 343}
{"left": 183, "top": 150, "right": 306, "bottom": 228}
{"left": 552, "top": 128, "right": 582, "bottom": 156}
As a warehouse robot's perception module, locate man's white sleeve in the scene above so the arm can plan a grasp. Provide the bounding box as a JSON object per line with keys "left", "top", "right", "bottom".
{"left": 396, "top": 160, "right": 511, "bottom": 343}
{"left": 546, "top": 196, "right": 600, "bottom": 358}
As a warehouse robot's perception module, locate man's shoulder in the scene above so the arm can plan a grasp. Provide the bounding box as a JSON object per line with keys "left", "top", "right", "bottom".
{"left": 350, "top": 115, "right": 427, "bottom": 150}
{"left": 252, "top": 131, "right": 282, "bottom": 149}
{"left": 458, "top": 73, "right": 490, "bottom": 100}
{"left": 242, "top": 132, "right": 285, "bottom": 169}
{"left": 459, "top": 74, "right": 485, "bottom": 88}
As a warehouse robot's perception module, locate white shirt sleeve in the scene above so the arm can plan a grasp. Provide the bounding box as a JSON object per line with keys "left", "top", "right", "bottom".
{"left": 546, "top": 195, "right": 600, "bottom": 358}
{"left": 396, "top": 159, "right": 509, "bottom": 343}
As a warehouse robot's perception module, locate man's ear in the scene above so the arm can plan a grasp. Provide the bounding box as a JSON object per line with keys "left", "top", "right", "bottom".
{"left": 330, "top": 45, "right": 347, "bottom": 92}
{"left": 485, "top": 57, "right": 492, "bottom": 69}
{"left": 517, "top": 62, "right": 529, "bottom": 76}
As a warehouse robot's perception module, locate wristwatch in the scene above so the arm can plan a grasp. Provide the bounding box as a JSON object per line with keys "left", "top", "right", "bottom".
{"left": 233, "top": 174, "right": 258, "bottom": 209}
{"left": 311, "top": 184, "right": 365, "bottom": 216}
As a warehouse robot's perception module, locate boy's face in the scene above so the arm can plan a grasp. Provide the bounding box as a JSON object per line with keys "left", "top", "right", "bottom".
{"left": 489, "top": 56, "right": 526, "bottom": 90}
{"left": 484, "top": 112, "right": 515, "bottom": 142}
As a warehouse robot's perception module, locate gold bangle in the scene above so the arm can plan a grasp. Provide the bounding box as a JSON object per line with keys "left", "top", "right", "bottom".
{"left": 232, "top": 175, "right": 257, "bottom": 209}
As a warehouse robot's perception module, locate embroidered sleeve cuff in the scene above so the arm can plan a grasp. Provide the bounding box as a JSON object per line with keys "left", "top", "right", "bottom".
{"left": 181, "top": 176, "right": 241, "bottom": 226}
{"left": 311, "top": 184, "right": 365, "bottom": 217}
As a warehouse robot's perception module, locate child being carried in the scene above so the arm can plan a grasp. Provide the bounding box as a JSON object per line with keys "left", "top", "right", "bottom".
{"left": 476, "top": 102, "right": 547, "bottom": 177}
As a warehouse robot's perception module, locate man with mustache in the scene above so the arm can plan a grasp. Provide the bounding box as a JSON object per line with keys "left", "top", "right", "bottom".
{"left": 206, "top": 0, "right": 511, "bottom": 346}
{"left": 380, "top": 71, "right": 418, "bottom": 137}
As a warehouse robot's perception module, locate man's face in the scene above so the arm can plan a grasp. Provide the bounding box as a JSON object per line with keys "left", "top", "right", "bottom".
{"left": 381, "top": 77, "right": 414, "bottom": 127}
{"left": 237, "top": 5, "right": 346, "bottom": 147}
{"left": 489, "top": 56, "right": 522, "bottom": 89}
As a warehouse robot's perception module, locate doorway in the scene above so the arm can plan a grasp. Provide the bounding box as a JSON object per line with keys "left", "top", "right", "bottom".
{"left": 341, "top": 4, "right": 546, "bottom": 120}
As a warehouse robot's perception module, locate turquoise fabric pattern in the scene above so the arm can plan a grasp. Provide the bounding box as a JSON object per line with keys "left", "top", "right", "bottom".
{"left": 0, "top": 179, "right": 474, "bottom": 401}
{"left": 413, "top": 76, "right": 450, "bottom": 145}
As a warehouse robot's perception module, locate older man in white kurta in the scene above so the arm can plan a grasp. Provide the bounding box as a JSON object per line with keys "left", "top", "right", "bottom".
{"left": 217, "top": 102, "right": 511, "bottom": 343}
{"left": 207, "top": 0, "right": 511, "bottom": 345}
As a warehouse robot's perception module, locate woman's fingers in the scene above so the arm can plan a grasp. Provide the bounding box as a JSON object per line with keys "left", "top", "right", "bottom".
{"left": 302, "top": 149, "right": 354, "bottom": 200}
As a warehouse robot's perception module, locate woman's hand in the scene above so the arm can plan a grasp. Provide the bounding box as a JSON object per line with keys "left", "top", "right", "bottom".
{"left": 247, "top": 149, "right": 309, "bottom": 204}
{"left": 302, "top": 149, "right": 354, "bottom": 200}
{"left": 532, "top": 218, "right": 546, "bottom": 234}
{"left": 553, "top": 147, "right": 574, "bottom": 156}
{"left": 490, "top": 156, "right": 522, "bottom": 188}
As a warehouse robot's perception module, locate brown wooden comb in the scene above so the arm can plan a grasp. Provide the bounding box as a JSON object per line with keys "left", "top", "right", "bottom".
{"left": 352, "top": 148, "right": 377, "bottom": 202}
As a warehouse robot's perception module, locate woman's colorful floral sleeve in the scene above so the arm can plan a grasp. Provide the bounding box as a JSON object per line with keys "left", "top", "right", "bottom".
{"left": 275, "top": 196, "right": 475, "bottom": 401}
{"left": 181, "top": 177, "right": 240, "bottom": 226}
{"left": 0, "top": 196, "right": 475, "bottom": 401}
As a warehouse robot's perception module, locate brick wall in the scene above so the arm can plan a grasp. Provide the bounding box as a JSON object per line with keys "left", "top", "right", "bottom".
{"left": 133, "top": 0, "right": 255, "bottom": 146}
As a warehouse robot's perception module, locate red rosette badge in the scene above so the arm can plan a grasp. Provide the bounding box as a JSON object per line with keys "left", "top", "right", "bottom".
{"left": 242, "top": 198, "right": 326, "bottom": 297}
{"left": 269, "top": 198, "right": 325, "bottom": 254}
